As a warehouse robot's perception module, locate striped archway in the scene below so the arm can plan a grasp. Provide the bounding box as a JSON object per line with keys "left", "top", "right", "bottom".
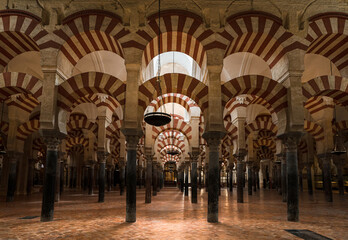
{"left": 67, "top": 113, "right": 98, "bottom": 136}
{"left": 304, "top": 120, "right": 324, "bottom": 141}
{"left": 16, "top": 119, "right": 40, "bottom": 141}
{"left": 302, "top": 75, "right": 348, "bottom": 105}
{"left": 304, "top": 96, "right": 335, "bottom": 115}
{"left": 245, "top": 115, "right": 278, "bottom": 138}
{"left": 149, "top": 93, "right": 198, "bottom": 113}
{"left": 305, "top": 13, "right": 348, "bottom": 73}
{"left": 53, "top": 10, "right": 129, "bottom": 70}
{"left": 57, "top": 72, "right": 125, "bottom": 112}
{"left": 139, "top": 73, "right": 208, "bottom": 113}
{"left": 220, "top": 11, "right": 307, "bottom": 80}
{"left": 0, "top": 10, "right": 52, "bottom": 72}
{"left": 71, "top": 93, "right": 121, "bottom": 114}
{"left": 0, "top": 72, "right": 42, "bottom": 100}
{"left": 152, "top": 118, "right": 192, "bottom": 142}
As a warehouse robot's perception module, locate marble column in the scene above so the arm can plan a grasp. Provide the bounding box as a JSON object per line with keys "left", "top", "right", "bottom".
{"left": 333, "top": 155, "right": 344, "bottom": 195}
{"left": 119, "top": 159, "right": 125, "bottom": 195}
{"left": 229, "top": 165, "right": 233, "bottom": 192}
{"left": 60, "top": 160, "right": 65, "bottom": 195}
{"left": 306, "top": 162, "right": 313, "bottom": 195}
{"left": 145, "top": 152, "right": 152, "bottom": 203}
{"left": 6, "top": 152, "right": 21, "bottom": 202}
{"left": 26, "top": 158, "right": 34, "bottom": 195}
{"left": 88, "top": 164, "right": 94, "bottom": 195}
{"left": 184, "top": 163, "right": 189, "bottom": 196}
{"left": 235, "top": 150, "right": 246, "bottom": 203}
{"left": 205, "top": 164, "right": 209, "bottom": 193}
{"left": 41, "top": 136, "right": 61, "bottom": 222}
{"left": 280, "top": 153, "right": 287, "bottom": 202}
{"left": 107, "top": 166, "right": 112, "bottom": 192}
{"left": 283, "top": 133, "right": 302, "bottom": 222}
{"left": 318, "top": 153, "right": 333, "bottom": 202}
{"left": 180, "top": 168, "right": 184, "bottom": 192}
{"left": 275, "top": 161, "right": 281, "bottom": 195}
{"left": 156, "top": 166, "right": 161, "bottom": 192}
{"left": 203, "top": 131, "right": 224, "bottom": 223}
{"left": 247, "top": 162, "right": 253, "bottom": 196}
{"left": 190, "top": 152, "right": 199, "bottom": 203}
{"left": 152, "top": 162, "right": 157, "bottom": 196}
{"left": 54, "top": 153, "right": 61, "bottom": 202}
{"left": 253, "top": 167, "right": 257, "bottom": 192}
{"left": 198, "top": 166, "right": 202, "bottom": 189}
{"left": 124, "top": 133, "right": 140, "bottom": 223}
{"left": 97, "top": 152, "right": 108, "bottom": 203}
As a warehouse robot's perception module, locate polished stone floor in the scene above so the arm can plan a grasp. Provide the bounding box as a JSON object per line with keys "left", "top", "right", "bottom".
{"left": 0, "top": 187, "right": 347, "bottom": 240}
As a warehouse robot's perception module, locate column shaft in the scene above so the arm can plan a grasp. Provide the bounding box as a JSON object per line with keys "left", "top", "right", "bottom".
{"left": 98, "top": 161, "right": 106, "bottom": 202}
{"left": 126, "top": 148, "right": 137, "bottom": 222}
{"left": 237, "top": 161, "right": 244, "bottom": 203}
{"left": 145, "top": 159, "right": 152, "bottom": 203}
{"left": 286, "top": 145, "right": 299, "bottom": 222}
{"left": 322, "top": 157, "right": 333, "bottom": 202}
{"left": 247, "top": 165, "right": 252, "bottom": 196}
{"left": 6, "top": 155, "right": 18, "bottom": 202}
{"left": 184, "top": 165, "right": 189, "bottom": 196}
{"left": 191, "top": 161, "right": 197, "bottom": 203}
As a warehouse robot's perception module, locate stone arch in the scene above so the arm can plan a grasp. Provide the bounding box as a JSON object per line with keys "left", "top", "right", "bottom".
{"left": 57, "top": 72, "right": 125, "bottom": 112}
{"left": 139, "top": 73, "right": 208, "bottom": 114}
{"left": 302, "top": 75, "right": 348, "bottom": 105}
{"left": 16, "top": 119, "right": 40, "bottom": 141}
{"left": 152, "top": 119, "right": 192, "bottom": 142}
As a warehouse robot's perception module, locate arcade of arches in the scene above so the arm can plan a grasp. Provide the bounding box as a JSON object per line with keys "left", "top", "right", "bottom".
{"left": 0, "top": 0, "right": 348, "bottom": 239}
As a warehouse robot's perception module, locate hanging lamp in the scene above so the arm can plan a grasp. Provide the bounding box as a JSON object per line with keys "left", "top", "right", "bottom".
{"left": 166, "top": 52, "right": 179, "bottom": 156}
{"left": 328, "top": 60, "right": 346, "bottom": 155}
{"left": 0, "top": 101, "right": 6, "bottom": 155}
{"left": 144, "top": 0, "right": 171, "bottom": 127}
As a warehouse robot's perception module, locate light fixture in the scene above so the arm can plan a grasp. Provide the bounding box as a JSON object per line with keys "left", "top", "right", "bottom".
{"left": 0, "top": 100, "right": 6, "bottom": 155}
{"left": 144, "top": 0, "right": 171, "bottom": 127}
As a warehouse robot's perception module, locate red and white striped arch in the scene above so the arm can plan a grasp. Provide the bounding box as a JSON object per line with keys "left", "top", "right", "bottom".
{"left": 106, "top": 120, "right": 122, "bottom": 139}
{"left": 5, "top": 93, "right": 39, "bottom": 113}
{"left": 224, "top": 120, "right": 237, "bottom": 139}
{"left": 304, "top": 120, "right": 324, "bottom": 141}
{"left": 139, "top": 73, "right": 208, "bottom": 113}
{"left": 253, "top": 138, "right": 276, "bottom": 151}
{"left": 32, "top": 137, "right": 45, "bottom": 153}
{"left": 71, "top": 93, "right": 121, "bottom": 114}
{"left": 0, "top": 72, "right": 42, "bottom": 100}
{"left": 162, "top": 154, "right": 180, "bottom": 163}
{"left": 302, "top": 75, "right": 348, "bottom": 105}
{"left": 221, "top": 12, "right": 307, "bottom": 70}
{"left": 221, "top": 75, "right": 288, "bottom": 114}
{"left": 53, "top": 10, "right": 129, "bottom": 66}
{"left": 245, "top": 116, "right": 278, "bottom": 137}
{"left": 298, "top": 140, "right": 308, "bottom": 154}
{"left": 16, "top": 119, "right": 39, "bottom": 141}
{"left": 137, "top": 9, "right": 226, "bottom": 67}
{"left": 66, "top": 136, "right": 88, "bottom": 150}
{"left": 0, "top": 10, "right": 52, "bottom": 71}
{"left": 67, "top": 113, "right": 98, "bottom": 135}
{"left": 0, "top": 122, "right": 9, "bottom": 136}
{"left": 149, "top": 93, "right": 198, "bottom": 113}
{"left": 305, "top": 13, "right": 348, "bottom": 71}
{"left": 152, "top": 118, "right": 192, "bottom": 141}
{"left": 57, "top": 72, "right": 125, "bottom": 112}
{"left": 157, "top": 139, "right": 185, "bottom": 154}
{"left": 333, "top": 120, "right": 348, "bottom": 133}
{"left": 256, "top": 147, "right": 275, "bottom": 161}
{"left": 304, "top": 96, "right": 335, "bottom": 115}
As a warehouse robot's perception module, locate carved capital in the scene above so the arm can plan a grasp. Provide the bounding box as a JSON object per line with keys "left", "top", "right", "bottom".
{"left": 97, "top": 151, "right": 109, "bottom": 163}
{"left": 202, "top": 131, "right": 225, "bottom": 152}
{"left": 44, "top": 137, "right": 61, "bottom": 151}
{"left": 233, "top": 148, "right": 247, "bottom": 162}
{"left": 279, "top": 132, "right": 303, "bottom": 152}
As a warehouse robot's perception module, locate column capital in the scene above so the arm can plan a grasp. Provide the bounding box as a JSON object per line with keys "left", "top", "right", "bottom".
{"left": 278, "top": 132, "right": 303, "bottom": 151}
{"left": 119, "top": 157, "right": 126, "bottom": 166}
{"left": 189, "top": 149, "right": 200, "bottom": 162}
{"left": 234, "top": 149, "right": 247, "bottom": 162}
{"left": 97, "top": 151, "right": 109, "bottom": 163}
{"left": 6, "top": 151, "right": 23, "bottom": 163}
{"left": 40, "top": 129, "right": 66, "bottom": 151}
{"left": 122, "top": 128, "right": 143, "bottom": 150}
{"left": 203, "top": 131, "right": 225, "bottom": 151}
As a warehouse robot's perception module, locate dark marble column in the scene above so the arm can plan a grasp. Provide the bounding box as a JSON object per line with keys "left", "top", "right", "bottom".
{"left": 54, "top": 154, "right": 61, "bottom": 202}
{"left": 280, "top": 153, "right": 287, "bottom": 202}
{"left": 203, "top": 131, "right": 224, "bottom": 223}
{"left": 235, "top": 150, "right": 246, "bottom": 203}
{"left": 6, "top": 152, "right": 21, "bottom": 202}
{"left": 333, "top": 155, "right": 344, "bottom": 195}
{"left": 274, "top": 160, "right": 281, "bottom": 195}
{"left": 41, "top": 136, "right": 61, "bottom": 222}
{"left": 107, "top": 167, "right": 112, "bottom": 192}
{"left": 299, "top": 167, "right": 303, "bottom": 192}
{"left": 119, "top": 159, "right": 125, "bottom": 195}
{"left": 253, "top": 167, "right": 257, "bottom": 192}
{"left": 318, "top": 153, "right": 333, "bottom": 202}
{"left": 124, "top": 133, "right": 140, "bottom": 223}
{"left": 198, "top": 166, "right": 202, "bottom": 189}
{"left": 60, "top": 160, "right": 65, "bottom": 195}
{"left": 229, "top": 165, "right": 233, "bottom": 192}
{"left": 156, "top": 166, "right": 161, "bottom": 192}
{"left": 152, "top": 162, "right": 157, "bottom": 196}
{"left": 283, "top": 132, "right": 302, "bottom": 222}
{"left": 88, "top": 164, "right": 94, "bottom": 195}
{"left": 190, "top": 151, "right": 199, "bottom": 203}
{"left": 306, "top": 162, "right": 313, "bottom": 195}
{"left": 180, "top": 168, "right": 184, "bottom": 192}
{"left": 247, "top": 162, "right": 253, "bottom": 196}
{"left": 97, "top": 152, "right": 108, "bottom": 203}
{"left": 205, "top": 165, "right": 209, "bottom": 193}
{"left": 145, "top": 151, "right": 152, "bottom": 203}
{"left": 27, "top": 158, "right": 34, "bottom": 195}
{"left": 184, "top": 163, "right": 189, "bottom": 196}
